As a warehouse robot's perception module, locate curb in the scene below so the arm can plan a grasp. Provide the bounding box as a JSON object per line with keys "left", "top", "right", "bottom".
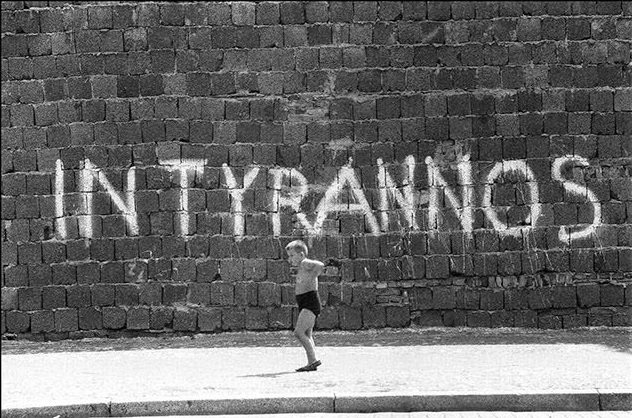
{"left": 3, "top": 390, "right": 631, "bottom": 417}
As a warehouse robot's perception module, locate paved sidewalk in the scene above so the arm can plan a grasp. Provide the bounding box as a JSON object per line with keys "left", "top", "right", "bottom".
{"left": 1, "top": 327, "right": 631, "bottom": 417}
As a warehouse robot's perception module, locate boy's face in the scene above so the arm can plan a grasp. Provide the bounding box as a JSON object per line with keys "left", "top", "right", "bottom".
{"left": 286, "top": 249, "right": 304, "bottom": 267}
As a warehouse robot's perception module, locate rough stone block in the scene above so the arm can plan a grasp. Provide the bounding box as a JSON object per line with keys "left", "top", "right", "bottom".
{"left": 362, "top": 305, "right": 386, "bottom": 328}
{"left": 18, "top": 287, "right": 41, "bottom": 311}
{"left": 149, "top": 306, "right": 173, "bottom": 330}
{"left": 222, "top": 307, "right": 245, "bottom": 330}
{"left": 245, "top": 307, "right": 268, "bottom": 330}
{"left": 563, "top": 314, "right": 587, "bottom": 328}
{"left": 528, "top": 288, "right": 552, "bottom": 310}
{"left": 197, "top": 307, "right": 222, "bottom": 332}
{"left": 514, "top": 310, "right": 537, "bottom": 328}
{"left": 55, "top": 308, "right": 78, "bottom": 332}
{"left": 127, "top": 306, "right": 150, "bottom": 330}
{"left": 490, "top": 311, "right": 514, "bottom": 327}
{"left": 480, "top": 289, "right": 504, "bottom": 311}
{"left": 339, "top": 305, "right": 362, "bottom": 330}
{"left": 66, "top": 285, "right": 92, "bottom": 308}
{"left": 6, "top": 310, "right": 30, "bottom": 333}
{"left": 538, "top": 315, "right": 562, "bottom": 329}
{"left": 78, "top": 307, "right": 103, "bottom": 330}
{"left": 467, "top": 311, "right": 491, "bottom": 327}
{"left": 412, "top": 310, "right": 442, "bottom": 327}
{"left": 601, "top": 284, "right": 625, "bottom": 307}
{"left": 432, "top": 286, "right": 456, "bottom": 309}
{"left": 386, "top": 305, "right": 410, "bottom": 327}
{"left": 24, "top": 307, "right": 52, "bottom": 334}
{"left": 552, "top": 286, "right": 577, "bottom": 309}
{"left": 163, "top": 283, "right": 187, "bottom": 305}
{"left": 173, "top": 308, "right": 197, "bottom": 331}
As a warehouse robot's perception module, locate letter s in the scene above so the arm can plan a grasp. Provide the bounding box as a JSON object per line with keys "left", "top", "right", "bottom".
{"left": 552, "top": 155, "right": 601, "bottom": 243}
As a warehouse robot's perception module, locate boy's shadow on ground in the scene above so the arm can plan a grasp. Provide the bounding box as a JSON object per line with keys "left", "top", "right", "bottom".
{"left": 238, "top": 370, "right": 297, "bottom": 378}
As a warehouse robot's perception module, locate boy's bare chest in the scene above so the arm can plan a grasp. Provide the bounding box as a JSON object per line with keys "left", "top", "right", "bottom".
{"left": 292, "top": 268, "right": 318, "bottom": 289}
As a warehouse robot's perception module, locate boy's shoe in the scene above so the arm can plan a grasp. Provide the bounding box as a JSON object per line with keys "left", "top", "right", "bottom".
{"left": 296, "top": 360, "right": 321, "bottom": 372}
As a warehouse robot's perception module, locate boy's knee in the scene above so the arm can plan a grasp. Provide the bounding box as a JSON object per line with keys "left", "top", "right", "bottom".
{"left": 293, "top": 328, "right": 303, "bottom": 338}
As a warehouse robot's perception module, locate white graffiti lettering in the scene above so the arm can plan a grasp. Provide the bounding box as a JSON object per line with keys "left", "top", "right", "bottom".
{"left": 552, "top": 155, "right": 602, "bottom": 243}
{"left": 51, "top": 154, "right": 602, "bottom": 244}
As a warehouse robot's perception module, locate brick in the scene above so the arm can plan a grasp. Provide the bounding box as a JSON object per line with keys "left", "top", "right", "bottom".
{"left": 231, "top": 2, "right": 254, "bottom": 26}
{"left": 614, "top": 89, "right": 632, "bottom": 111}
{"left": 329, "top": 1, "right": 353, "bottom": 22}
{"left": 305, "top": 1, "right": 329, "bottom": 23}
{"left": 528, "top": 288, "right": 552, "bottom": 310}
{"left": 138, "top": 283, "right": 162, "bottom": 306}
{"left": 92, "top": 284, "right": 115, "bottom": 307}
{"left": 563, "top": 314, "right": 587, "bottom": 329}
{"left": 432, "top": 286, "right": 456, "bottom": 309}
{"left": 111, "top": 4, "right": 135, "bottom": 28}
{"left": 257, "top": 282, "right": 281, "bottom": 306}
{"left": 234, "top": 282, "right": 257, "bottom": 306}
{"left": 6, "top": 311, "right": 29, "bottom": 333}
{"left": 66, "top": 285, "right": 91, "bottom": 308}
{"left": 588, "top": 308, "right": 613, "bottom": 326}
{"left": 538, "top": 315, "right": 562, "bottom": 329}
{"left": 339, "top": 305, "right": 362, "bottom": 329}
{"left": 55, "top": 308, "right": 78, "bottom": 332}
{"left": 504, "top": 289, "right": 528, "bottom": 310}
{"left": 173, "top": 308, "right": 197, "bottom": 331}
{"left": 31, "top": 310, "right": 55, "bottom": 333}
{"left": 256, "top": 2, "right": 279, "bottom": 25}
{"left": 401, "top": 1, "right": 425, "bottom": 20}
{"left": 552, "top": 286, "right": 577, "bottom": 309}
{"left": 76, "top": 307, "right": 102, "bottom": 330}
{"left": 361, "top": 305, "right": 386, "bottom": 328}
{"left": 467, "top": 311, "right": 491, "bottom": 327}
{"left": 513, "top": 310, "right": 537, "bottom": 328}
{"left": 2, "top": 287, "right": 19, "bottom": 310}
{"left": 127, "top": 306, "right": 150, "bottom": 330}
{"left": 489, "top": 311, "right": 513, "bottom": 328}
{"left": 18, "top": 288, "right": 42, "bottom": 311}
{"left": 353, "top": 1, "right": 377, "bottom": 21}
{"left": 613, "top": 308, "right": 632, "bottom": 326}
{"left": 594, "top": 248, "right": 619, "bottom": 273}
{"left": 198, "top": 307, "right": 222, "bottom": 332}
{"left": 149, "top": 306, "right": 173, "bottom": 330}
{"left": 386, "top": 305, "right": 410, "bottom": 327}
{"left": 245, "top": 307, "right": 268, "bottom": 330}
{"left": 185, "top": 283, "right": 208, "bottom": 305}
{"left": 601, "top": 284, "right": 625, "bottom": 306}
{"left": 480, "top": 290, "right": 504, "bottom": 311}
{"left": 411, "top": 310, "right": 441, "bottom": 327}
{"left": 222, "top": 307, "right": 245, "bottom": 330}
{"left": 156, "top": 3, "right": 183, "bottom": 26}
{"left": 440, "top": 309, "right": 465, "bottom": 327}
{"left": 211, "top": 282, "right": 234, "bottom": 306}
{"left": 207, "top": 2, "right": 231, "bottom": 25}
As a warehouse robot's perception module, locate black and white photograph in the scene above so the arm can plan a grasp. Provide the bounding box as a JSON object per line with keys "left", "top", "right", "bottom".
{"left": 1, "top": 1, "right": 631, "bottom": 417}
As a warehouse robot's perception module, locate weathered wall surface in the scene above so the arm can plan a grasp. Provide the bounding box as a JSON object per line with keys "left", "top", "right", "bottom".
{"left": 1, "top": 1, "right": 631, "bottom": 339}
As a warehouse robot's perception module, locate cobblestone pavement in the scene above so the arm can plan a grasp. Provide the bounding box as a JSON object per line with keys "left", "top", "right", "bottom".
{"left": 2, "top": 327, "right": 631, "bottom": 413}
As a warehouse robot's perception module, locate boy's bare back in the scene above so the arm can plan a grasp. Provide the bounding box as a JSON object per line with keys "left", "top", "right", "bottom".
{"left": 295, "top": 258, "right": 324, "bottom": 295}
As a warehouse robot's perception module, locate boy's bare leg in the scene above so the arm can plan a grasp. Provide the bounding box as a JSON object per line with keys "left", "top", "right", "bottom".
{"left": 294, "top": 309, "right": 317, "bottom": 365}
{"left": 306, "top": 326, "right": 315, "bottom": 353}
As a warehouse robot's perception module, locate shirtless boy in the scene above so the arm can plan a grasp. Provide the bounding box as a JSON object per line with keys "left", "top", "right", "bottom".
{"left": 285, "top": 240, "right": 324, "bottom": 372}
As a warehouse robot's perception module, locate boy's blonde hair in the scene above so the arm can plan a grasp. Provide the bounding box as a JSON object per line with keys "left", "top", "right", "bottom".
{"left": 285, "top": 240, "right": 308, "bottom": 255}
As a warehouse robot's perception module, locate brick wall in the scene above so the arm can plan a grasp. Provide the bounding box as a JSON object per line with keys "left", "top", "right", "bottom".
{"left": 1, "top": 1, "right": 631, "bottom": 339}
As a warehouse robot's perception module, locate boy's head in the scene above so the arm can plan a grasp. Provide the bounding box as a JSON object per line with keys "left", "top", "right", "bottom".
{"left": 285, "top": 240, "right": 308, "bottom": 266}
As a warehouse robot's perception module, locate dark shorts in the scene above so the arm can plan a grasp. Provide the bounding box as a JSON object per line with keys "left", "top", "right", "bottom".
{"left": 296, "top": 291, "right": 321, "bottom": 317}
